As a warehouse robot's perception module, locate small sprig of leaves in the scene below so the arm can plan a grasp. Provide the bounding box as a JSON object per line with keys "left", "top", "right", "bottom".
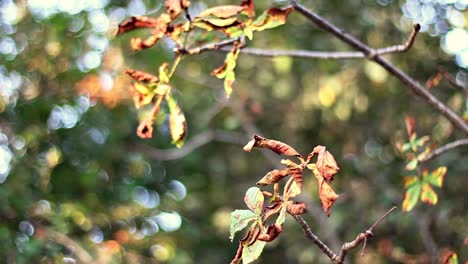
{"left": 230, "top": 135, "right": 340, "bottom": 264}
{"left": 116, "top": 0, "right": 293, "bottom": 143}
{"left": 398, "top": 115, "right": 448, "bottom": 212}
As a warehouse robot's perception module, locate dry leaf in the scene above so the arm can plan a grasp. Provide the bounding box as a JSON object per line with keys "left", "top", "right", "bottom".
{"left": 313, "top": 146, "right": 339, "bottom": 182}
{"left": 165, "top": 0, "right": 190, "bottom": 19}
{"left": 116, "top": 16, "right": 159, "bottom": 35}
{"left": 124, "top": 69, "right": 159, "bottom": 83}
{"left": 243, "top": 135, "right": 301, "bottom": 156}
{"left": 256, "top": 169, "right": 289, "bottom": 186}
{"left": 286, "top": 202, "right": 306, "bottom": 215}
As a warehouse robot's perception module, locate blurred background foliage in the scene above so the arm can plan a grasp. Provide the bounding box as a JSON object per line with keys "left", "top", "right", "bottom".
{"left": 0, "top": 0, "right": 467, "bottom": 263}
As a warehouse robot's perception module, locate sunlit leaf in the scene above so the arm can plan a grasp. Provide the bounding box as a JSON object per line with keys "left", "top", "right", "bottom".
{"left": 275, "top": 206, "right": 287, "bottom": 225}
{"left": 415, "top": 135, "right": 430, "bottom": 147}
{"left": 244, "top": 187, "right": 264, "bottom": 215}
{"left": 423, "top": 166, "right": 447, "bottom": 187}
{"left": 129, "top": 83, "right": 155, "bottom": 109}
{"left": 166, "top": 93, "right": 187, "bottom": 148}
{"left": 402, "top": 176, "right": 421, "bottom": 212}
{"left": 211, "top": 42, "right": 240, "bottom": 97}
{"left": 125, "top": 69, "right": 159, "bottom": 83}
{"left": 229, "top": 209, "right": 259, "bottom": 242}
{"left": 405, "top": 158, "right": 418, "bottom": 171}
{"left": 420, "top": 183, "right": 438, "bottom": 205}
{"left": 286, "top": 201, "right": 306, "bottom": 215}
{"left": 241, "top": 239, "right": 266, "bottom": 264}
{"left": 250, "top": 7, "right": 293, "bottom": 32}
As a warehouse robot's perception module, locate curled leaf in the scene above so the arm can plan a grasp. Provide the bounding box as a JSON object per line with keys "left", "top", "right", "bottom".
{"left": 257, "top": 224, "right": 283, "bottom": 242}
{"left": 241, "top": 223, "right": 262, "bottom": 246}
{"left": 288, "top": 167, "right": 303, "bottom": 190}
{"left": 166, "top": 94, "right": 187, "bottom": 148}
{"left": 116, "top": 16, "right": 159, "bottom": 35}
{"left": 125, "top": 69, "right": 159, "bottom": 83}
{"left": 243, "top": 135, "right": 301, "bottom": 157}
{"left": 250, "top": 7, "right": 293, "bottom": 32}
{"left": 136, "top": 118, "right": 154, "bottom": 139}
{"left": 313, "top": 146, "right": 339, "bottom": 181}
{"left": 284, "top": 178, "right": 301, "bottom": 199}
{"left": 286, "top": 202, "right": 307, "bottom": 215}
{"left": 129, "top": 83, "right": 155, "bottom": 109}
{"left": 317, "top": 178, "right": 339, "bottom": 217}
{"left": 263, "top": 203, "right": 283, "bottom": 221}
{"left": 256, "top": 169, "right": 289, "bottom": 186}
{"left": 130, "top": 14, "right": 171, "bottom": 51}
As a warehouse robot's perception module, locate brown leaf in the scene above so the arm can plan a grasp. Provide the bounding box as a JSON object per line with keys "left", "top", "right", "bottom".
{"left": 405, "top": 115, "right": 416, "bottom": 138}
{"left": 241, "top": 223, "right": 261, "bottom": 246}
{"left": 263, "top": 203, "right": 283, "bottom": 220}
{"left": 288, "top": 167, "right": 303, "bottom": 190}
{"left": 197, "top": 5, "right": 244, "bottom": 19}
{"left": 241, "top": 0, "right": 255, "bottom": 18}
{"left": 317, "top": 177, "right": 339, "bottom": 217}
{"left": 116, "top": 16, "right": 159, "bottom": 35}
{"left": 313, "top": 146, "right": 339, "bottom": 182}
{"left": 286, "top": 202, "right": 307, "bottom": 215}
{"left": 166, "top": 22, "right": 190, "bottom": 45}
{"left": 129, "top": 83, "right": 154, "bottom": 109}
{"left": 125, "top": 69, "right": 159, "bottom": 83}
{"left": 257, "top": 224, "right": 283, "bottom": 242}
{"left": 243, "top": 135, "right": 301, "bottom": 156}
{"left": 165, "top": 0, "right": 190, "bottom": 19}
{"left": 129, "top": 14, "right": 171, "bottom": 51}
{"left": 256, "top": 169, "right": 289, "bottom": 186}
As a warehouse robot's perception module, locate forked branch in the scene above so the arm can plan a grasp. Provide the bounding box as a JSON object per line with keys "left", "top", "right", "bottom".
{"left": 292, "top": 206, "right": 397, "bottom": 264}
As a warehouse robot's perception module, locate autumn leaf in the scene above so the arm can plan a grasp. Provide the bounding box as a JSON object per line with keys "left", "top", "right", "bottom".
{"left": 116, "top": 16, "right": 159, "bottom": 35}
{"left": 136, "top": 118, "right": 154, "bottom": 139}
{"left": 258, "top": 224, "right": 283, "bottom": 242}
{"left": 263, "top": 203, "right": 283, "bottom": 221}
{"left": 229, "top": 209, "right": 259, "bottom": 241}
{"left": 244, "top": 187, "right": 264, "bottom": 215}
{"left": 129, "top": 83, "right": 155, "bottom": 109}
{"left": 241, "top": 239, "right": 266, "bottom": 264}
{"left": 166, "top": 93, "right": 187, "bottom": 148}
{"left": 287, "top": 167, "right": 303, "bottom": 191}
{"left": 165, "top": 0, "right": 190, "bottom": 19}
{"left": 422, "top": 166, "right": 447, "bottom": 188}
{"left": 402, "top": 176, "right": 421, "bottom": 212}
{"left": 405, "top": 115, "right": 416, "bottom": 138}
{"left": 420, "top": 184, "right": 438, "bottom": 205}
{"left": 130, "top": 14, "right": 171, "bottom": 51}
{"left": 211, "top": 42, "right": 240, "bottom": 97}
{"left": 166, "top": 22, "right": 190, "bottom": 45}
{"left": 313, "top": 145, "right": 339, "bottom": 182}
{"left": 316, "top": 177, "right": 339, "bottom": 217}
{"left": 250, "top": 7, "right": 293, "bottom": 32}
{"left": 243, "top": 135, "right": 301, "bottom": 157}
{"left": 286, "top": 202, "right": 306, "bottom": 215}
{"left": 284, "top": 178, "right": 302, "bottom": 199}
{"left": 256, "top": 169, "right": 289, "bottom": 186}
{"left": 125, "top": 69, "right": 159, "bottom": 83}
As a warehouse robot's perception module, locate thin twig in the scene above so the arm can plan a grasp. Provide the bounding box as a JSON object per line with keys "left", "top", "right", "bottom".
{"left": 290, "top": 0, "right": 468, "bottom": 136}
{"left": 175, "top": 38, "right": 240, "bottom": 55}
{"left": 420, "top": 138, "right": 468, "bottom": 162}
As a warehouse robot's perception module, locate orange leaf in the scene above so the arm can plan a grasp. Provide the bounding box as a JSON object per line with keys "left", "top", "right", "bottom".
{"left": 116, "top": 16, "right": 159, "bottom": 35}
{"left": 317, "top": 177, "right": 339, "bottom": 217}
{"left": 288, "top": 167, "right": 303, "bottom": 190}
{"left": 405, "top": 115, "right": 416, "bottom": 138}
{"left": 197, "top": 5, "right": 244, "bottom": 19}
{"left": 130, "top": 14, "right": 171, "bottom": 51}
{"left": 165, "top": 0, "right": 190, "bottom": 19}
{"left": 243, "top": 135, "right": 301, "bottom": 157}
{"left": 136, "top": 118, "right": 154, "bottom": 139}
{"left": 125, "top": 69, "right": 159, "bottom": 83}
{"left": 313, "top": 146, "right": 339, "bottom": 182}
{"left": 263, "top": 203, "right": 283, "bottom": 220}
{"left": 240, "top": 0, "right": 255, "bottom": 18}
{"left": 286, "top": 202, "right": 306, "bottom": 215}
{"left": 256, "top": 169, "right": 289, "bottom": 186}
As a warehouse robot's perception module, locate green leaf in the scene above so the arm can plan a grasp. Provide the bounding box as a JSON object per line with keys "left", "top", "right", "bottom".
{"left": 166, "top": 93, "right": 187, "bottom": 148}
{"left": 415, "top": 135, "right": 430, "bottom": 147}
{"left": 244, "top": 187, "right": 264, "bottom": 215}
{"left": 275, "top": 205, "right": 287, "bottom": 225}
{"left": 405, "top": 159, "right": 418, "bottom": 171}
{"left": 420, "top": 183, "right": 438, "bottom": 205}
{"left": 211, "top": 43, "right": 240, "bottom": 97}
{"left": 242, "top": 239, "right": 267, "bottom": 264}
{"left": 423, "top": 166, "right": 447, "bottom": 187}
{"left": 402, "top": 176, "right": 421, "bottom": 212}
{"left": 229, "top": 209, "right": 259, "bottom": 241}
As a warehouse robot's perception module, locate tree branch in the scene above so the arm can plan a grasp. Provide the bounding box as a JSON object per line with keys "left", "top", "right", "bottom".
{"left": 290, "top": 0, "right": 468, "bottom": 136}
{"left": 292, "top": 206, "right": 397, "bottom": 263}
{"left": 420, "top": 138, "right": 468, "bottom": 162}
